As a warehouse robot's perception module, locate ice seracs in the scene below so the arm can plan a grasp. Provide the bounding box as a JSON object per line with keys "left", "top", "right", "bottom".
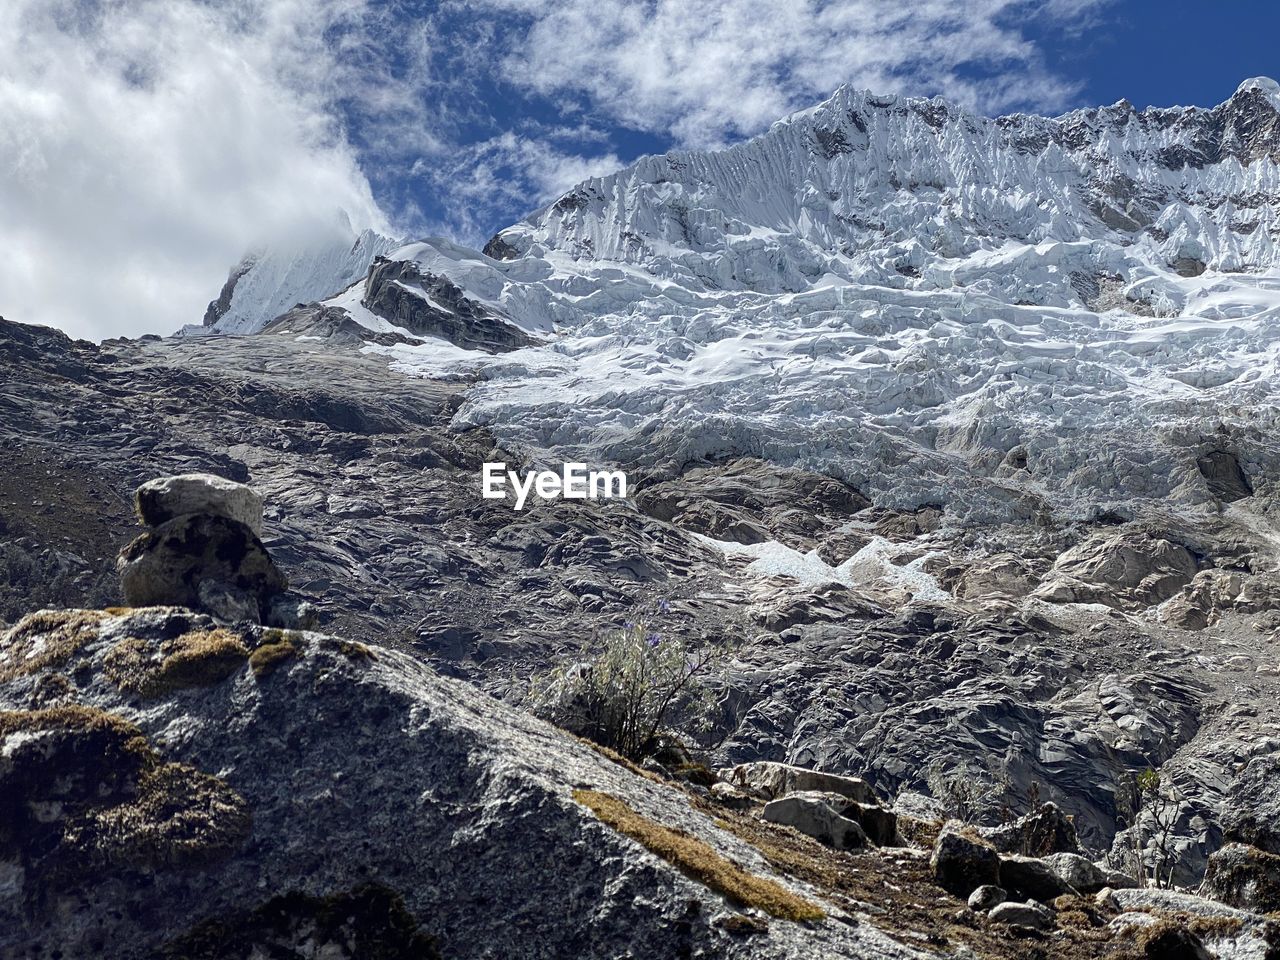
{"left": 203, "top": 79, "right": 1280, "bottom": 527}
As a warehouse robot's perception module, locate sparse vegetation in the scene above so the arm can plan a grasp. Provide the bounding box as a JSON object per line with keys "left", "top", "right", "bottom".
{"left": 1, "top": 705, "right": 249, "bottom": 897}
{"left": 1114, "top": 768, "right": 1186, "bottom": 890}
{"left": 572, "top": 788, "right": 825, "bottom": 922}
{"left": 0, "top": 609, "right": 105, "bottom": 681}
{"left": 105, "top": 628, "right": 249, "bottom": 697}
{"left": 250, "top": 629, "right": 301, "bottom": 677}
{"left": 67, "top": 760, "right": 251, "bottom": 871}
{"left": 531, "top": 615, "right": 725, "bottom": 761}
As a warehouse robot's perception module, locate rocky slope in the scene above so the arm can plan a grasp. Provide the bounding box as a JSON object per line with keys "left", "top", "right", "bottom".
{"left": 4, "top": 77, "right": 1280, "bottom": 955}
{"left": 5, "top": 475, "right": 1278, "bottom": 960}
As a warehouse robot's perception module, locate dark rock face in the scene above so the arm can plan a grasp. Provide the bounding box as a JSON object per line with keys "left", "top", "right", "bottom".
{"left": 931, "top": 824, "right": 1000, "bottom": 896}
{"left": 203, "top": 253, "right": 259, "bottom": 327}
{"left": 481, "top": 233, "right": 521, "bottom": 261}
{"left": 1197, "top": 450, "right": 1253, "bottom": 503}
{"left": 159, "top": 885, "right": 443, "bottom": 960}
{"left": 1202, "top": 842, "right": 1280, "bottom": 913}
{"left": 361, "top": 257, "right": 533, "bottom": 352}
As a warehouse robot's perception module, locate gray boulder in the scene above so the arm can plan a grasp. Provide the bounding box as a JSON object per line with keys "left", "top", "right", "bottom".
{"left": 1042, "top": 852, "right": 1110, "bottom": 893}
{"left": 931, "top": 822, "right": 1000, "bottom": 897}
{"left": 967, "top": 885, "right": 1007, "bottom": 910}
{"left": 988, "top": 900, "right": 1053, "bottom": 931}
{"left": 727, "top": 761, "right": 876, "bottom": 805}
{"left": 135, "top": 473, "right": 264, "bottom": 536}
{"left": 998, "top": 854, "right": 1077, "bottom": 901}
{"left": 761, "top": 792, "right": 868, "bottom": 850}
{"left": 117, "top": 513, "right": 287, "bottom": 620}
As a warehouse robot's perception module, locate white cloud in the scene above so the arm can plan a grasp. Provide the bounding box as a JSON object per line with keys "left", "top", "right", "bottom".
{"left": 477, "top": 0, "right": 1109, "bottom": 146}
{"left": 415, "top": 132, "right": 622, "bottom": 239}
{"left": 0, "top": 0, "right": 389, "bottom": 340}
{"left": 0, "top": 0, "right": 1110, "bottom": 339}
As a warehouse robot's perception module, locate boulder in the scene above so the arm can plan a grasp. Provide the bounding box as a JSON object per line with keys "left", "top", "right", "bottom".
{"left": 988, "top": 900, "right": 1053, "bottom": 931}
{"left": 117, "top": 514, "right": 287, "bottom": 620}
{"left": 1032, "top": 529, "right": 1197, "bottom": 611}
{"left": 727, "top": 761, "right": 876, "bottom": 805}
{"left": 761, "top": 792, "right": 868, "bottom": 850}
{"left": 980, "top": 803, "right": 1079, "bottom": 856}
{"left": 931, "top": 822, "right": 1000, "bottom": 897}
{"left": 999, "top": 855, "right": 1077, "bottom": 901}
{"left": 134, "top": 474, "right": 264, "bottom": 536}
{"left": 1042, "top": 852, "right": 1110, "bottom": 893}
{"left": 967, "top": 885, "right": 1007, "bottom": 910}
{"left": 709, "top": 781, "right": 755, "bottom": 810}
{"left": 1, "top": 606, "right": 919, "bottom": 960}
{"left": 1202, "top": 842, "right": 1280, "bottom": 913}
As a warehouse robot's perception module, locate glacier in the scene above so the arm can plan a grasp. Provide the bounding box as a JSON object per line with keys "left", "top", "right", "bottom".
{"left": 207, "top": 78, "right": 1280, "bottom": 526}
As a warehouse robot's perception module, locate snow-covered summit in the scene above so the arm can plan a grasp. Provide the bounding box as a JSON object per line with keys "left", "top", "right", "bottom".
{"left": 486, "top": 78, "right": 1280, "bottom": 285}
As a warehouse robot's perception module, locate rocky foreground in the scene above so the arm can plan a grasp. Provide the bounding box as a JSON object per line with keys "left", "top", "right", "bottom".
{"left": 1, "top": 474, "right": 1279, "bottom": 959}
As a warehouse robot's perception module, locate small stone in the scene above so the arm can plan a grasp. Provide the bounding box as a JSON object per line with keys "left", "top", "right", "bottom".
{"left": 968, "top": 885, "right": 1007, "bottom": 910}
{"left": 988, "top": 900, "right": 1053, "bottom": 931}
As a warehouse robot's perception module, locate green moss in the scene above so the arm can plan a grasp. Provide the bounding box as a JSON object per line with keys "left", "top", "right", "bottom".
{"left": 573, "top": 788, "right": 825, "bottom": 923}
{"left": 249, "top": 630, "right": 301, "bottom": 678}
{"left": 159, "top": 885, "right": 441, "bottom": 960}
{"left": 66, "top": 760, "right": 252, "bottom": 872}
{"left": 1, "top": 704, "right": 249, "bottom": 901}
{"left": 105, "top": 628, "right": 249, "bottom": 697}
{"left": 0, "top": 610, "right": 106, "bottom": 682}
{"left": 333, "top": 638, "right": 377, "bottom": 662}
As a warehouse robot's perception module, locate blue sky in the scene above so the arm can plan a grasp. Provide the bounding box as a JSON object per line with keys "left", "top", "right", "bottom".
{"left": 337, "top": 0, "right": 1280, "bottom": 244}
{"left": 2, "top": 0, "right": 1278, "bottom": 339}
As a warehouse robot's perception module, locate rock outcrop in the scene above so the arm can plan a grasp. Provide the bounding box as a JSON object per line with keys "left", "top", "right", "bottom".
{"left": 116, "top": 475, "right": 289, "bottom": 624}
{"left": 0, "top": 605, "right": 927, "bottom": 960}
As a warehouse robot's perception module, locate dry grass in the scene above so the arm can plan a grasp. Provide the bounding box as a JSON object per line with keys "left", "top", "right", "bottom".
{"left": 68, "top": 760, "right": 252, "bottom": 870}
{"left": 105, "top": 628, "right": 248, "bottom": 697}
{"left": 249, "top": 629, "right": 301, "bottom": 677}
{"left": 0, "top": 609, "right": 106, "bottom": 681}
{"left": 572, "top": 788, "right": 825, "bottom": 923}
{"left": 690, "top": 792, "right": 1145, "bottom": 960}
{"left": 573, "top": 735, "right": 664, "bottom": 783}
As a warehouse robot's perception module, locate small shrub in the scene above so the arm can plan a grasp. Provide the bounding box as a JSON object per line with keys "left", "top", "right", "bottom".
{"left": 105, "top": 628, "right": 248, "bottom": 697}
{"left": 573, "top": 788, "right": 823, "bottom": 922}
{"left": 1134, "top": 768, "right": 1184, "bottom": 890}
{"left": 530, "top": 615, "right": 725, "bottom": 761}
{"left": 250, "top": 630, "right": 301, "bottom": 677}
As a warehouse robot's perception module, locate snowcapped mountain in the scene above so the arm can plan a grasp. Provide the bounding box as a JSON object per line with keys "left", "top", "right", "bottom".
{"left": 198, "top": 220, "right": 400, "bottom": 335}
{"left": 205, "top": 79, "right": 1280, "bottom": 525}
